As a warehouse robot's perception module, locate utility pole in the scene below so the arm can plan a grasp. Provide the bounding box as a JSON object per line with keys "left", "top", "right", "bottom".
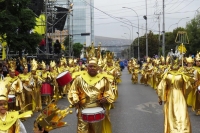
{"left": 154, "top": 0, "right": 161, "bottom": 56}
{"left": 145, "top": 0, "right": 148, "bottom": 57}
{"left": 158, "top": 15, "right": 161, "bottom": 56}
{"left": 162, "top": 0, "right": 165, "bottom": 57}
{"left": 90, "top": 0, "right": 93, "bottom": 44}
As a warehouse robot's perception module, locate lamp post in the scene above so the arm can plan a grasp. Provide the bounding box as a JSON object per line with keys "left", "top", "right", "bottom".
{"left": 121, "top": 25, "right": 132, "bottom": 58}
{"left": 122, "top": 7, "right": 140, "bottom": 60}
{"left": 177, "top": 17, "right": 189, "bottom": 28}
{"left": 118, "top": 17, "right": 134, "bottom": 58}
{"left": 121, "top": 36, "right": 129, "bottom": 59}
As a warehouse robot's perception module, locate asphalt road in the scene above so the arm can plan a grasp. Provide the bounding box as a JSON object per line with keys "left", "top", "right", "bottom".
{"left": 23, "top": 68, "right": 200, "bottom": 133}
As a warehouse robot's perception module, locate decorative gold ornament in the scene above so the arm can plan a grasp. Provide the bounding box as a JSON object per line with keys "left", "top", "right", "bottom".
{"left": 31, "top": 59, "right": 38, "bottom": 71}
{"left": 178, "top": 43, "right": 187, "bottom": 54}
{"left": 35, "top": 101, "right": 72, "bottom": 131}
{"left": 0, "top": 80, "right": 9, "bottom": 101}
{"left": 50, "top": 61, "right": 56, "bottom": 68}
{"left": 195, "top": 51, "right": 200, "bottom": 61}
{"left": 185, "top": 56, "right": 194, "bottom": 63}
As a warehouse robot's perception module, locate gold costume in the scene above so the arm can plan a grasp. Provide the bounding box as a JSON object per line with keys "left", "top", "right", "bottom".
{"left": 0, "top": 79, "right": 32, "bottom": 133}
{"left": 157, "top": 70, "right": 192, "bottom": 133}
{"left": 131, "top": 59, "right": 140, "bottom": 84}
{"left": 68, "top": 71, "right": 115, "bottom": 133}
{"left": 30, "top": 59, "right": 42, "bottom": 111}
{"left": 18, "top": 73, "right": 32, "bottom": 111}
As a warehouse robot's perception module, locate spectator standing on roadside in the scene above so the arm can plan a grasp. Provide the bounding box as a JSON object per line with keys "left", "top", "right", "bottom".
{"left": 54, "top": 39, "right": 61, "bottom": 55}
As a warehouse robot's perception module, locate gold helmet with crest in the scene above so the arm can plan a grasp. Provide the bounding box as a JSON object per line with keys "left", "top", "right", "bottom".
{"left": 50, "top": 60, "right": 56, "bottom": 68}
{"left": 185, "top": 56, "right": 194, "bottom": 64}
{"left": 195, "top": 51, "right": 200, "bottom": 61}
{"left": 106, "top": 52, "right": 114, "bottom": 63}
{"left": 35, "top": 101, "right": 72, "bottom": 132}
{"left": 8, "top": 58, "right": 16, "bottom": 72}
{"left": 31, "top": 59, "right": 38, "bottom": 71}
{"left": 41, "top": 61, "right": 46, "bottom": 70}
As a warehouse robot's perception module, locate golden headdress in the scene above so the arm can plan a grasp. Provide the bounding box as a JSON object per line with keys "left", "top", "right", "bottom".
{"left": 97, "top": 43, "right": 104, "bottom": 67}
{"left": 85, "top": 42, "right": 98, "bottom": 64}
{"left": 31, "top": 59, "right": 38, "bottom": 71}
{"left": 106, "top": 52, "right": 114, "bottom": 63}
{"left": 68, "top": 58, "right": 74, "bottom": 66}
{"left": 20, "top": 57, "right": 28, "bottom": 69}
{"left": 146, "top": 57, "right": 151, "bottom": 63}
{"left": 195, "top": 52, "right": 200, "bottom": 61}
{"left": 0, "top": 80, "right": 9, "bottom": 101}
{"left": 35, "top": 101, "right": 72, "bottom": 132}
{"left": 74, "top": 59, "right": 77, "bottom": 64}
{"left": 185, "top": 56, "right": 194, "bottom": 64}
{"left": 160, "top": 56, "right": 165, "bottom": 64}
{"left": 41, "top": 61, "right": 46, "bottom": 70}
{"left": 154, "top": 58, "right": 160, "bottom": 66}
{"left": 8, "top": 58, "right": 16, "bottom": 72}
{"left": 166, "top": 55, "right": 171, "bottom": 65}
{"left": 60, "top": 57, "right": 67, "bottom": 66}
{"left": 50, "top": 61, "right": 56, "bottom": 68}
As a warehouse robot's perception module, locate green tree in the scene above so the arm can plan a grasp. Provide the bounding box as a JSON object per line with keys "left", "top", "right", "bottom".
{"left": 133, "top": 31, "right": 159, "bottom": 58}
{"left": 72, "top": 43, "right": 83, "bottom": 58}
{"left": 186, "top": 12, "right": 200, "bottom": 55}
{"left": 0, "top": 0, "right": 42, "bottom": 57}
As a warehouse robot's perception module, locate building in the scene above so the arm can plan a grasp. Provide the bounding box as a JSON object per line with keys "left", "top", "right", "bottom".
{"left": 72, "top": 0, "right": 94, "bottom": 45}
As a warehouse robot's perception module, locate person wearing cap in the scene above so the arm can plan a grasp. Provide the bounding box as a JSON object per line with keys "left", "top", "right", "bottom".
{"left": 0, "top": 80, "right": 32, "bottom": 133}
{"left": 68, "top": 56, "right": 115, "bottom": 133}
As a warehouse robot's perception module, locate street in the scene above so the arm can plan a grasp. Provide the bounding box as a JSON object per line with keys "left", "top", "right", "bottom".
{"left": 24, "top": 68, "right": 200, "bottom": 133}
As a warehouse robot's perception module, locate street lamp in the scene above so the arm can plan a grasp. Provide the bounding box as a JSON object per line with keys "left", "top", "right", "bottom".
{"left": 168, "top": 23, "right": 178, "bottom": 32}
{"left": 122, "top": 7, "right": 140, "bottom": 60}
{"left": 177, "top": 17, "right": 189, "bottom": 28}
{"left": 121, "top": 36, "right": 129, "bottom": 59}
{"left": 121, "top": 25, "right": 132, "bottom": 57}
{"left": 118, "top": 17, "right": 134, "bottom": 57}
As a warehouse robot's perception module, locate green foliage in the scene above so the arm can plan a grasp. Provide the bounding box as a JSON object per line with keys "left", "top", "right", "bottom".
{"left": 0, "top": 0, "right": 42, "bottom": 57}
{"left": 133, "top": 31, "right": 159, "bottom": 58}
{"left": 72, "top": 43, "right": 83, "bottom": 58}
{"left": 186, "top": 13, "right": 200, "bottom": 55}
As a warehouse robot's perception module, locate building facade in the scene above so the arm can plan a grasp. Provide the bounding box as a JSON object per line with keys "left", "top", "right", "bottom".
{"left": 72, "top": 0, "right": 94, "bottom": 45}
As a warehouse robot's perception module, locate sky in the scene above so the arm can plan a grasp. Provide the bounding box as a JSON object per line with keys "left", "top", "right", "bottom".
{"left": 93, "top": 0, "right": 200, "bottom": 40}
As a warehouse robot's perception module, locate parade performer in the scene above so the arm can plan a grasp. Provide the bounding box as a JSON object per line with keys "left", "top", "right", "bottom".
{"left": 193, "top": 52, "right": 200, "bottom": 115}
{"left": 103, "top": 52, "right": 120, "bottom": 101}
{"left": 0, "top": 80, "right": 32, "bottom": 133}
{"left": 157, "top": 55, "right": 193, "bottom": 133}
{"left": 151, "top": 58, "right": 161, "bottom": 89}
{"left": 183, "top": 56, "right": 196, "bottom": 107}
{"left": 68, "top": 56, "right": 115, "bottom": 133}
{"left": 4, "top": 59, "right": 23, "bottom": 111}
{"left": 140, "top": 57, "right": 153, "bottom": 86}
{"left": 30, "top": 59, "right": 42, "bottom": 111}
{"left": 131, "top": 59, "right": 140, "bottom": 84}
{"left": 18, "top": 57, "right": 32, "bottom": 111}
{"left": 40, "top": 61, "right": 53, "bottom": 105}
{"left": 33, "top": 100, "right": 72, "bottom": 133}
{"left": 49, "top": 61, "right": 60, "bottom": 101}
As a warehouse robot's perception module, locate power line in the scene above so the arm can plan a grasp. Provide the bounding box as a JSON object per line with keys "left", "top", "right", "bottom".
{"left": 79, "top": 0, "right": 158, "bottom": 32}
